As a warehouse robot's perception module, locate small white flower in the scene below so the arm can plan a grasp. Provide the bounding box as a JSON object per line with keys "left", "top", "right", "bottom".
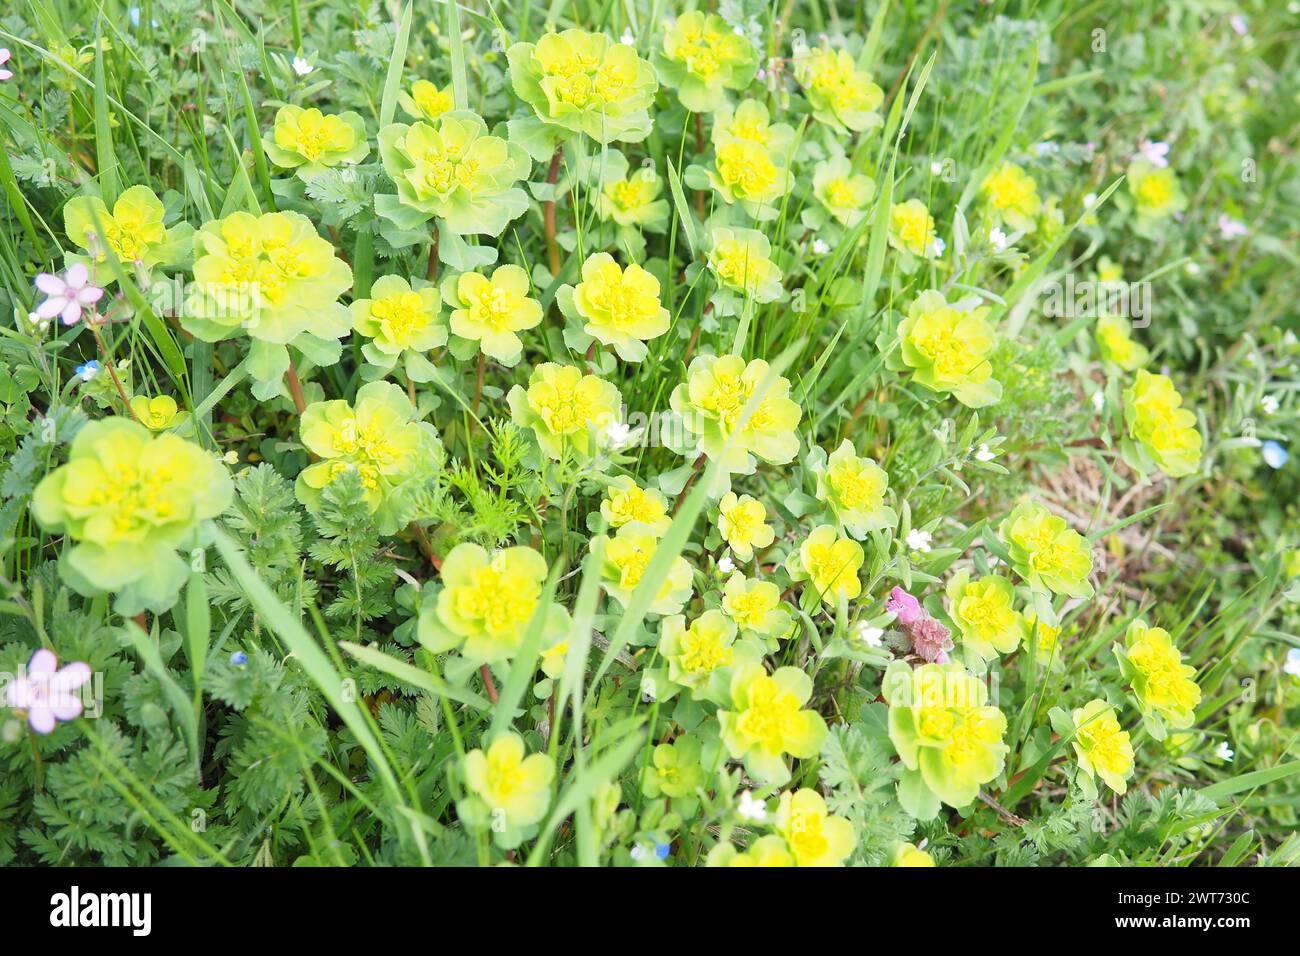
{"left": 930, "top": 160, "right": 944, "bottom": 176}
{"left": 292, "top": 55, "right": 314, "bottom": 76}
{"left": 718, "top": 554, "right": 736, "bottom": 574}
{"left": 1284, "top": 648, "right": 1300, "bottom": 677}
{"left": 737, "top": 790, "right": 767, "bottom": 822}
{"left": 630, "top": 843, "right": 649, "bottom": 861}
{"left": 812, "top": 238, "right": 830, "bottom": 255}
{"left": 1230, "top": 14, "right": 1248, "bottom": 36}
{"left": 906, "top": 529, "right": 933, "bottom": 553}
{"left": 1185, "top": 261, "right": 1201, "bottom": 276}
{"left": 620, "top": 28, "right": 635, "bottom": 46}
{"left": 929, "top": 236, "right": 946, "bottom": 257}
{"left": 1215, "top": 741, "right": 1235, "bottom": 761}
{"left": 989, "top": 227, "right": 1009, "bottom": 251}
{"left": 1261, "top": 394, "right": 1280, "bottom": 415}
{"left": 605, "top": 420, "right": 632, "bottom": 448}
{"left": 1092, "top": 391, "right": 1106, "bottom": 412}
{"left": 1262, "top": 441, "right": 1289, "bottom": 469}
{"left": 855, "top": 622, "right": 885, "bottom": 648}
{"left": 1137, "top": 139, "right": 1171, "bottom": 168}
{"left": 974, "top": 443, "right": 997, "bottom": 462}
{"left": 1083, "top": 192, "right": 1098, "bottom": 209}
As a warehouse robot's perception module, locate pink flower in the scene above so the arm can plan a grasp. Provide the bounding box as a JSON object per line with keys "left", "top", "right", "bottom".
{"left": 909, "top": 617, "right": 954, "bottom": 665}
{"left": 5, "top": 649, "right": 92, "bottom": 734}
{"left": 1217, "top": 214, "right": 1247, "bottom": 240}
{"left": 886, "top": 586, "right": 924, "bottom": 627}
{"left": 35, "top": 264, "right": 104, "bottom": 326}
{"left": 1136, "top": 138, "right": 1170, "bottom": 168}
{"left": 0, "top": 48, "right": 13, "bottom": 82}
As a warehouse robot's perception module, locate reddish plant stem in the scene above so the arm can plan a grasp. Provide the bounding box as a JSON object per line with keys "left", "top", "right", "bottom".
{"left": 480, "top": 665, "right": 499, "bottom": 703}
{"left": 285, "top": 361, "right": 308, "bottom": 416}
{"left": 90, "top": 325, "right": 141, "bottom": 423}
{"left": 426, "top": 224, "right": 440, "bottom": 282}
{"left": 544, "top": 146, "right": 563, "bottom": 277}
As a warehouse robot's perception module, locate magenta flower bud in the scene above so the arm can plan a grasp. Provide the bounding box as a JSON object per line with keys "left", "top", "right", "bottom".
{"left": 886, "top": 586, "right": 923, "bottom": 627}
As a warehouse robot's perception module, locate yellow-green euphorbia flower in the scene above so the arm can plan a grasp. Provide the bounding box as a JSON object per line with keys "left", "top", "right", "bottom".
{"left": 599, "top": 475, "right": 672, "bottom": 535}
{"left": 1115, "top": 619, "right": 1201, "bottom": 736}
{"left": 709, "top": 835, "right": 796, "bottom": 867}
{"left": 670, "top": 353, "right": 801, "bottom": 474}
{"left": 1095, "top": 315, "right": 1149, "bottom": 371}
{"left": 708, "top": 136, "right": 790, "bottom": 219}
{"left": 641, "top": 733, "right": 706, "bottom": 800}
{"left": 712, "top": 99, "right": 795, "bottom": 154}
{"left": 506, "top": 362, "right": 622, "bottom": 461}
{"left": 892, "top": 289, "right": 1001, "bottom": 408}
{"left": 812, "top": 155, "right": 876, "bottom": 228}
{"left": 264, "top": 105, "right": 368, "bottom": 176}
{"left": 656, "top": 11, "right": 757, "bottom": 113}
{"left": 398, "top": 79, "right": 454, "bottom": 123}
{"left": 443, "top": 264, "right": 543, "bottom": 367}
{"left": 787, "top": 524, "right": 864, "bottom": 602}
{"left": 893, "top": 842, "right": 935, "bottom": 867}
{"left": 1071, "top": 698, "right": 1135, "bottom": 794}
{"left": 659, "top": 609, "right": 737, "bottom": 695}
{"left": 508, "top": 29, "right": 657, "bottom": 144}
{"left": 774, "top": 789, "right": 856, "bottom": 867}
{"left": 64, "top": 185, "right": 193, "bottom": 273}
{"left": 1123, "top": 369, "right": 1202, "bottom": 478}
{"left": 999, "top": 501, "right": 1094, "bottom": 598}
{"left": 945, "top": 571, "right": 1023, "bottom": 663}
{"left": 593, "top": 149, "right": 669, "bottom": 231}
{"left": 462, "top": 732, "right": 555, "bottom": 831}
{"left": 716, "top": 492, "right": 774, "bottom": 562}
{"left": 1022, "top": 611, "right": 1062, "bottom": 665}
{"left": 376, "top": 111, "right": 531, "bottom": 235}
{"left": 350, "top": 275, "right": 446, "bottom": 380}
{"left": 721, "top": 572, "right": 791, "bottom": 641}
{"left": 812, "top": 439, "right": 896, "bottom": 539}
{"left": 32, "top": 417, "right": 231, "bottom": 600}
{"left": 888, "top": 199, "right": 941, "bottom": 259}
{"left": 129, "top": 394, "right": 189, "bottom": 432}
{"left": 1127, "top": 158, "right": 1185, "bottom": 220}
{"left": 184, "top": 211, "right": 353, "bottom": 386}
{"left": 883, "top": 660, "right": 1009, "bottom": 816}
{"left": 981, "top": 162, "right": 1041, "bottom": 233}
{"left": 794, "top": 47, "right": 883, "bottom": 134}
{"left": 719, "top": 664, "right": 827, "bottom": 785}
{"left": 593, "top": 521, "right": 693, "bottom": 617}
{"left": 296, "top": 381, "right": 442, "bottom": 534}
{"left": 706, "top": 226, "right": 783, "bottom": 304}
{"left": 560, "top": 253, "right": 670, "bottom": 361}
{"left": 423, "top": 542, "right": 567, "bottom": 665}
